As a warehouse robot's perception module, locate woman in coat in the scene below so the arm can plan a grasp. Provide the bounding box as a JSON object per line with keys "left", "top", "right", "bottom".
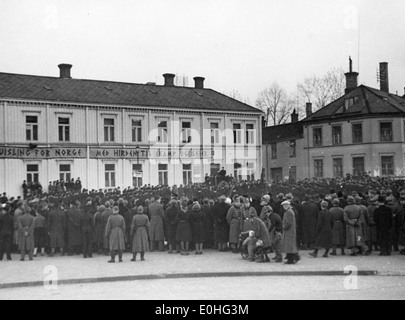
{"left": 176, "top": 199, "right": 192, "bottom": 255}
{"left": 130, "top": 206, "right": 150, "bottom": 262}
{"left": 310, "top": 201, "right": 333, "bottom": 258}
{"left": 226, "top": 199, "right": 243, "bottom": 253}
{"left": 18, "top": 205, "right": 35, "bottom": 261}
{"left": 164, "top": 200, "right": 179, "bottom": 254}
{"left": 330, "top": 199, "right": 346, "bottom": 256}
{"left": 190, "top": 203, "right": 205, "bottom": 255}
{"left": 105, "top": 206, "right": 126, "bottom": 263}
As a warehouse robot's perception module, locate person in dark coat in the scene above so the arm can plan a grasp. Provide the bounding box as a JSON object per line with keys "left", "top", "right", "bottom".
{"left": 387, "top": 195, "right": 403, "bottom": 252}
{"left": 330, "top": 198, "right": 346, "bottom": 256}
{"left": 300, "top": 196, "right": 318, "bottom": 250}
{"left": 48, "top": 202, "right": 66, "bottom": 257}
{"left": 164, "top": 200, "right": 179, "bottom": 254}
{"left": 367, "top": 196, "right": 379, "bottom": 253}
{"left": 130, "top": 206, "right": 150, "bottom": 261}
{"left": 148, "top": 198, "right": 165, "bottom": 252}
{"left": 18, "top": 206, "right": 35, "bottom": 261}
{"left": 0, "top": 206, "right": 14, "bottom": 261}
{"left": 226, "top": 199, "right": 243, "bottom": 253}
{"left": 93, "top": 205, "right": 105, "bottom": 255}
{"left": 81, "top": 204, "right": 95, "bottom": 258}
{"left": 310, "top": 201, "right": 333, "bottom": 258}
{"left": 213, "top": 196, "right": 230, "bottom": 252}
{"left": 118, "top": 199, "right": 131, "bottom": 251}
{"left": 176, "top": 200, "right": 192, "bottom": 256}
{"left": 105, "top": 206, "right": 126, "bottom": 263}
{"left": 33, "top": 210, "right": 47, "bottom": 257}
{"left": 66, "top": 201, "right": 82, "bottom": 255}
{"left": 190, "top": 203, "right": 205, "bottom": 255}
{"left": 202, "top": 199, "right": 214, "bottom": 249}
{"left": 374, "top": 196, "right": 393, "bottom": 256}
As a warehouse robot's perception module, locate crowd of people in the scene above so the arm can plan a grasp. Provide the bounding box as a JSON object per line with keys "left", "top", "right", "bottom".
{"left": 1, "top": 175, "right": 405, "bottom": 265}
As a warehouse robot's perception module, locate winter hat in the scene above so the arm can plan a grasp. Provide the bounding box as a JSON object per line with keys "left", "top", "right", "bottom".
{"left": 192, "top": 203, "right": 201, "bottom": 211}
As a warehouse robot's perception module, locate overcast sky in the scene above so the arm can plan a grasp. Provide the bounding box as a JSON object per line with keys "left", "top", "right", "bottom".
{"left": 1, "top": 0, "right": 404, "bottom": 104}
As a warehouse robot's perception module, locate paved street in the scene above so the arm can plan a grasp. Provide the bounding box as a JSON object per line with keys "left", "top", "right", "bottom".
{"left": 0, "top": 249, "right": 404, "bottom": 300}
{"left": 1, "top": 276, "right": 405, "bottom": 300}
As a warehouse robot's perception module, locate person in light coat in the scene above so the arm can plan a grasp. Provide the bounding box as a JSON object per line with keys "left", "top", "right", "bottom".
{"left": 148, "top": 198, "right": 165, "bottom": 252}
{"left": 281, "top": 201, "right": 299, "bottom": 265}
{"left": 18, "top": 206, "right": 35, "bottom": 261}
{"left": 130, "top": 206, "right": 150, "bottom": 262}
{"left": 105, "top": 206, "right": 126, "bottom": 263}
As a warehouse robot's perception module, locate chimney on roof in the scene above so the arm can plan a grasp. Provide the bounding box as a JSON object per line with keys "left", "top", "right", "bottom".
{"left": 306, "top": 102, "right": 313, "bottom": 118}
{"left": 193, "top": 77, "right": 205, "bottom": 89}
{"left": 379, "top": 62, "right": 389, "bottom": 93}
{"left": 345, "top": 56, "right": 359, "bottom": 94}
{"left": 58, "top": 64, "right": 72, "bottom": 79}
{"left": 291, "top": 109, "right": 299, "bottom": 123}
{"left": 163, "top": 73, "right": 175, "bottom": 87}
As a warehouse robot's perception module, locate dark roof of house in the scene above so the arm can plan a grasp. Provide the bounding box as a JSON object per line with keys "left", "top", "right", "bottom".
{"left": 263, "top": 122, "right": 304, "bottom": 143}
{"left": 0, "top": 72, "right": 262, "bottom": 113}
{"left": 303, "top": 85, "right": 405, "bottom": 122}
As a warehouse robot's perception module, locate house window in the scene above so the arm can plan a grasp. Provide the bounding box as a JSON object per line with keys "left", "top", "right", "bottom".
{"left": 246, "top": 124, "right": 255, "bottom": 145}
{"left": 352, "top": 123, "right": 363, "bottom": 144}
{"left": 105, "top": 164, "right": 116, "bottom": 188}
{"left": 271, "top": 143, "right": 277, "bottom": 159}
{"left": 158, "top": 121, "right": 168, "bottom": 143}
{"left": 131, "top": 120, "right": 142, "bottom": 143}
{"left": 381, "top": 156, "right": 394, "bottom": 176}
{"left": 183, "top": 164, "right": 192, "bottom": 185}
{"left": 210, "top": 164, "right": 221, "bottom": 177}
{"left": 353, "top": 157, "right": 365, "bottom": 177}
{"left": 270, "top": 168, "right": 283, "bottom": 183}
{"left": 289, "top": 140, "right": 296, "bottom": 158}
{"left": 210, "top": 123, "right": 220, "bottom": 145}
{"left": 247, "top": 163, "right": 255, "bottom": 181}
{"left": 314, "top": 159, "right": 324, "bottom": 178}
{"left": 333, "top": 159, "right": 343, "bottom": 178}
{"left": 58, "top": 118, "right": 70, "bottom": 142}
{"left": 380, "top": 122, "right": 393, "bottom": 142}
{"left": 158, "top": 164, "right": 168, "bottom": 186}
{"left": 26, "top": 116, "right": 38, "bottom": 141}
{"left": 344, "top": 97, "right": 359, "bottom": 111}
{"left": 132, "top": 164, "right": 143, "bottom": 188}
{"left": 27, "top": 164, "right": 39, "bottom": 184}
{"left": 313, "top": 128, "right": 323, "bottom": 147}
{"left": 104, "top": 119, "right": 115, "bottom": 142}
{"left": 182, "top": 122, "right": 192, "bottom": 144}
{"left": 234, "top": 163, "right": 242, "bottom": 181}
{"left": 59, "top": 164, "right": 71, "bottom": 182}
{"left": 332, "top": 126, "right": 342, "bottom": 145}
{"left": 233, "top": 124, "right": 242, "bottom": 144}
{"left": 289, "top": 166, "right": 297, "bottom": 182}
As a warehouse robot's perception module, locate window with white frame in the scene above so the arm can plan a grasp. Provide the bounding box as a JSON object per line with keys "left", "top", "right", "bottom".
{"left": 352, "top": 123, "right": 363, "bottom": 144}
{"left": 233, "top": 123, "right": 242, "bottom": 144}
{"left": 381, "top": 156, "right": 394, "bottom": 176}
{"left": 182, "top": 122, "right": 192, "bottom": 144}
{"left": 290, "top": 140, "right": 296, "bottom": 158}
{"left": 131, "top": 119, "right": 142, "bottom": 143}
{"left": 246, "top": 124, "right": 255, "bottom": 145}
{"left": 158, "top": 164, "right": 168, "bottom": 186}
{"left": 313, "top": 128, "right": 323, "bottom": 147}
{"left": 59, "top": 164, "right": 71, "bottom": 182}
{"left": 314, "top": 159, "right": 324, "bottom": 178}
{"left": 105, "top": 164, "right": 116, "bottom": 188}
{"left": 332, "top": 126, "right": 342, "bottom": 145}
{"left": 104, "top": 118, "right": 115, "bottom": 142}
{"left": 27, "top": 164, "right": 39, "bottom": 184}
{"left": 247, "top": 163, "right": 255, "bottom": 181}
{"left": 210, "top": 123, "right": 220, "bottom": 145}
{"left": 132, "top": 164, "right": 143, "bottom": 188}
{"left": 158, "top": 121, "right": 168, "bottom": 143}
{"left": 183, "top": 164, "right": 192, "bottom": 185}
{"left": 26, "top": 116, "right": 38, "bottom": 141}
{"left": 234, "top": 163, "right": 242, "bottom": 181}
{"left": 58, "top": 117, "right": 70, "bottom": 142}
{"left": 333, "top": 158, "right": 343, "bottom": 178}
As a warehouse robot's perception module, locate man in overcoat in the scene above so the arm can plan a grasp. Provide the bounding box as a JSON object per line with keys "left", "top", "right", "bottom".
{"left": 148, "top": 197, "right": 165, "bottom": 252}
{"left": 374, "top": 196, "right": 393, "bottom": 256}
{"left": 0, "top": 206, "right": 14, "bottom": 261}
{"left": 282, "top": 201, "right": 299, "bottom": 264}
{"left": 18, "top": 206, "right": 35, "bottom": 261}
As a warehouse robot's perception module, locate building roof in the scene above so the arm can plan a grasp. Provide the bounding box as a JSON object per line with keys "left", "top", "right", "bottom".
{"left": 0, "top": 72, "right": 262, "bottom": 114}
{"left": 263, "top": 122, "right": 304, "bottom": 144}
{"left": 303, "top": 85, "right": 405, "bottom": 123}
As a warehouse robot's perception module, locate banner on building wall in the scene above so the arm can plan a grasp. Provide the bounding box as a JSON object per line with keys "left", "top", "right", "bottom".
{"left": 0, "top": 146, "right": 87, "bottom": 159}
{"left": 90, "top": 148, "right": 149, "bottom": 160}
{"left": 149, "top": 147, "right": 214, "bottom": 160}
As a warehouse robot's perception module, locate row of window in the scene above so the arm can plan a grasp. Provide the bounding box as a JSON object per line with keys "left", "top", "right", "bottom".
{"left": 270, "top": 140, "right": 296, "bottom": 160}
{"left": 25, "top": 116, "right": 256, "bottom": 145}
{"left": 25, "top": 163, "right": 257, "bottom": 189}
{"left": 313, "top": 156, "right": 394, "bottom": 178}
{"left": 313, "top": 122, "right": 393, "bottom": 147}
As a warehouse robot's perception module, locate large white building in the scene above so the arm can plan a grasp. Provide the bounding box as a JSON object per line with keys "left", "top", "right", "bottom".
{"left": 0, "top": 64, "right": 263, "bottom": 196}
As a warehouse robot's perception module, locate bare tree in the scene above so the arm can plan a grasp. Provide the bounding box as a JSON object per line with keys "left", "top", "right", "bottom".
{"left": 226, "top": 90, "right": 251, "bottom": 105}
{"left": 297, "top": 67, "right": 345, "bottom": 112}
{"left": 256, "top": 83, "right": 295, "bottom": 127}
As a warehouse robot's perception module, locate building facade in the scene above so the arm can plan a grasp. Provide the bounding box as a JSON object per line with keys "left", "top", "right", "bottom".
{"left": 263, "top": 61, "right": 405, "bottom": 182}
{"left": 0, "top": 64, "right": 263, "bottom": 196}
